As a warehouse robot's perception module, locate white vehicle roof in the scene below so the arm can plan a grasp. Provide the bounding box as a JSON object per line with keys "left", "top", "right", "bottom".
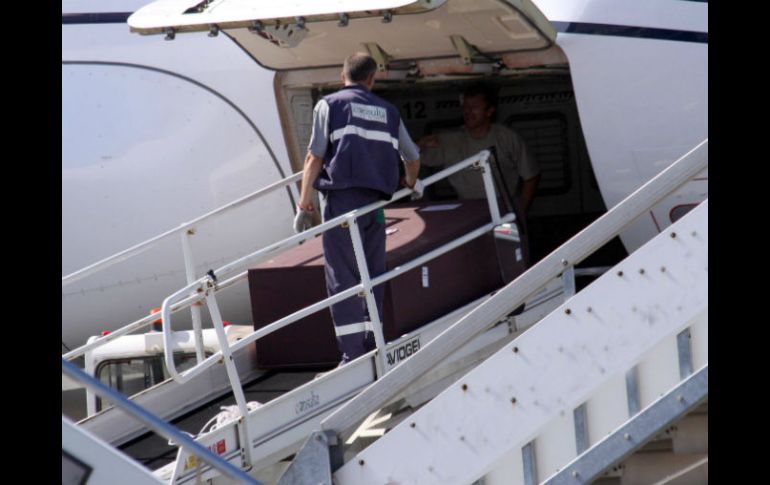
{"left": 87, "top": 325, "right": 252, "bottom": 361}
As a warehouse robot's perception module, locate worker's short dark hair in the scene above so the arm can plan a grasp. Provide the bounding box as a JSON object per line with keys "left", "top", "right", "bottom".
{"left": 462, "top": 82, "right": 499, "bottom": 108}
{"left": 343, "top": 53, "right": 378, "bottom": 83}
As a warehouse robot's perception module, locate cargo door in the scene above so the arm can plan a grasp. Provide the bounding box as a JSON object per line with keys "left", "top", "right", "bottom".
{"left": 128, "top": 0, "right": 556, "bottom": 71}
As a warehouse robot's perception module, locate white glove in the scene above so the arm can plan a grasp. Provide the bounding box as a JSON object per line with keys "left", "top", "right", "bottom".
{"left": 409, "top": 178, "right": 424, "bottom": 201}
{"left": 293, "top": 209, "right": 313, "bottom": 233}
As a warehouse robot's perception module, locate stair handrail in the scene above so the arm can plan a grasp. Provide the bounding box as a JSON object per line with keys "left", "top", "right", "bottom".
{"left": 155, "top": 150, "right": 504, "bottom": 473}
{"left": 63, "top": 150, "right": 498, "bottom": 363}
{"left": 159, "top": 150, "right": 505, "bottom": 383}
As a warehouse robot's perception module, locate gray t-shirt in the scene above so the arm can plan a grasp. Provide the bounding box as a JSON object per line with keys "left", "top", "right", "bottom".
{"left": 308, "top": 99, "right": 420, "bottom": 162}
{"left": 420, "top": 123, "right": 539, "bottom": 200}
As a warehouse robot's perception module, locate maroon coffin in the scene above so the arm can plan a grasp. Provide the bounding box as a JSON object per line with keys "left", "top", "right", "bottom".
{"left": 248, "top": 199, "right": 522, "bottom": 369}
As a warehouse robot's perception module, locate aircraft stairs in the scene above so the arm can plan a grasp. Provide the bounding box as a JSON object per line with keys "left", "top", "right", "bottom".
{"left": 64, "top": 145, "right": 563, "bottom": 442}
{"left": 271, "top": 141, "right": 708, "bottom": 485}
{"left": 62, "top": 139, "right": 706, "bottom": 485}
{"left": 63, "top": 148, "right": 559, "bottom": 476}
{"left": 324, "top": 200, "right": 707, "bottom": 485}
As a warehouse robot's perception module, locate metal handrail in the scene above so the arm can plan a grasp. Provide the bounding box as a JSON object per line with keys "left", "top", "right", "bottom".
{"left": 61, "top": 359, "right": 262, "bottom": 485}
{"left": 63, "top": 150, "right": 496, "bottom": 364}
{"left": 160, "top": 150, "right": 502, "bottom": 383}
{"left": 145, "top": 149, "right": 502, "bottom": 472}
{"left": 62, "top": 171, "right": 300, "bottom": 361}
{"left": 62, "top": 172, "right": 302, "bottom": 288}
{"left": 320, "top": 139, "right": 708, "bottom": 433}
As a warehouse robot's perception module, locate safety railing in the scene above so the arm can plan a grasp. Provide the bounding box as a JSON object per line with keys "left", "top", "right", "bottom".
{"left": 63, "top": 149, "right": 511, "bottom": 453}
{"left": 141, "top": 149, "right": 507, "bottom": 471}
{"left": 157, "top": 150, "right": 506, "bottom": 386}
{"left": 62, "top": 172, "right": 302, "bottom": 362}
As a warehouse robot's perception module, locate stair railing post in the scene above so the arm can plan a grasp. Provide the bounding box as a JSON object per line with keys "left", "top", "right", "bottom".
{"left": 347, "top": 215, "right": 388, "bottom": 377}
{"left": 204, "top": 281, "right": 254, "bottom": 469}
{"left": 181, "top": 227, "right": 206, "bottom": 363}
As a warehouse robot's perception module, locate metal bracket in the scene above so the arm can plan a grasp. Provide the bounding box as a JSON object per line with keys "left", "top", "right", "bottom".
{"left": 277, "top": 431, "right": 340, "bottom": 485}
{"left": 260, "top": 21, "right": 308, "bottom": 48}
{"left": 364, "top": 42, "right": 392, "bottom": 72}
{"left": 450, "top": 35, "right": 479, "bottom": 65}
{"left": 449, "top": 35, "right": 501, "bottom": 72}
{"left": 205, "top": 269, "right": 219, "bottom": 291}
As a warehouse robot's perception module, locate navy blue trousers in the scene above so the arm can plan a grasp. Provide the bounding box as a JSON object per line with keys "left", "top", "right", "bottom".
{"left": 322, "top": 188, "right": 386, "bottom": 363}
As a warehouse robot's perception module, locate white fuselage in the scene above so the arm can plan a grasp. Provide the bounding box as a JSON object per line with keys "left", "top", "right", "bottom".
{"left": 62, "top": 0, "right": 707, "bottom": 350}
{"left": 63, "top": 2, "right": 295, "bottom": 349}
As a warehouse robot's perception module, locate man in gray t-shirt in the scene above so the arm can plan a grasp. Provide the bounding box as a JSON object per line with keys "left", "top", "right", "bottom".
{"left": 419, "top": 84, "right": 540, "bottom": 217}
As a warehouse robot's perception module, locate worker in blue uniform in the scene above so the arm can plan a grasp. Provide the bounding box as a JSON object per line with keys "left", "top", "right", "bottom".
{"left": 294, "top": 53, "right": 422, "bottom": 364}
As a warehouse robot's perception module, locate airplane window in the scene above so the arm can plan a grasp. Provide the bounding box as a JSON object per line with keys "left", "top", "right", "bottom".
{"left": 670, "top": 204, "right": 697, "bottom": 223}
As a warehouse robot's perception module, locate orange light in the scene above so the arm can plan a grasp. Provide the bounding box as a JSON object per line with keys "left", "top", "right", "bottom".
{"left": 150, "top": 307, "right": 162, "bottom": 325}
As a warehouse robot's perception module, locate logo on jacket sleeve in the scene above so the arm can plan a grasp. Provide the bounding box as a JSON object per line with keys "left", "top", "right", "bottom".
{"left": 351, "top": 103, "right": 388, "bottom": 124}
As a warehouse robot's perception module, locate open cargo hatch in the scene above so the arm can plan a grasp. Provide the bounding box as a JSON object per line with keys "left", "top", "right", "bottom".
{"left": 128, "top": 0, "right": 556, "bottom": 71}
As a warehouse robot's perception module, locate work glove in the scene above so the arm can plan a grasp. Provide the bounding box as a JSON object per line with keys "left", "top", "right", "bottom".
{"left": 293, "top": 208, "right": 313, "bottom": 233}
{"left": 409, "top": 178, "right": 424, "bottom": 201}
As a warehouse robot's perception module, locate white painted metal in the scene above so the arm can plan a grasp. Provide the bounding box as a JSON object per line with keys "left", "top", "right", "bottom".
{"left": 150, "top": 276, "right": 557, "bottom": 483}
{"left": 535, "top": 0, "right": 706, "bottom": 34}
{"left": 157, "top": 151, "right": 499, "bottom": 384}
{"left": 181, "top": 229, "right": 206, "bottom": 363}
{"left": 333, "top": 200, "right": 707, "bottom": 484}
{"left": 637, "top": 331, "right": 684, "bottom": 412}
{"left": 322, "top": 140, "right": 706, "bottom": 434}
{"left": 64, "top": 0, "right": 707, "bottom": 356}
{"left": 129, "top": 0, "right": 554, "bottom": 71}
{"left": 78, "top": 137, "right": 704, "bottom": 484}
{"left": 128, "top": 0, "right": 428, "bottom": 31}
{"left": 542, "top": 366, "right": 707, "bottom": 485}
{"left": 587, "top": 374, "right": 630, "bottom": 450}
{"left": 534, "top": 412, "right": 577, "bottom": 483}
{"left": 62, "top": 22, "right": 294, "bottom": 349}
{"left": 63, "top": 417, "right": 164, "bottom": 485}
{"left": 157, "top": 296, "right": 524, "bottom": 483}
{"left": 347, "top": 215, "right": 388, "bottom": 377}
{"left": 62, "top": 166, "right": 302, "bottom": 357}
{"left": 82, "top": 324, "right": 254, "bottom": 418}
{"left": 79, "top": 332, "right": 261, "bottom": 446}
{"left": 650, "top": 456, "right": 708, "bottom": 485}
{"left": 480, "top": 161, "right": 503, "bottom": 227}
{"left": 535, "top": 0, "right": 708, "bottom": 252}
{"left": 203, "top": 292, "right": 254, "bottom": 469}
{"left": 68, "top": 149, "right": 540, "bottom": 481}
{"left": 63, "top": 360, "right": 261, "bottom": 485}
{"left": 64, "top": 4, "right": 709, "bottom": 479}
{"left": 562, "top": 265, "right": 576, "bottom": 298}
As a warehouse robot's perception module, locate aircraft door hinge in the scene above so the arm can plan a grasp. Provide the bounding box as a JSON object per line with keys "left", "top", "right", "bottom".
{"left": 363, "top": 42, "right": 393, "bottom": 72}
{"left": 453, "top": 35, "right": 490, "bottom": 65}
